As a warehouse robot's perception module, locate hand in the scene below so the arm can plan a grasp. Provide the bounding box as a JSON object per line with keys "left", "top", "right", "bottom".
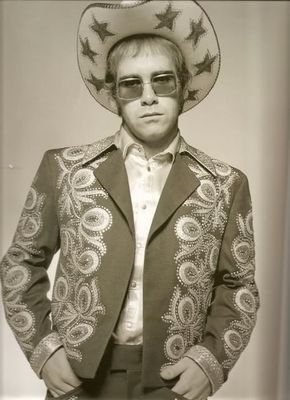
{"left": 41, "top": 347, "right": 82, "bottom": 398}
{"left": 160, "top": 357, "right": 211, "bottom": 400}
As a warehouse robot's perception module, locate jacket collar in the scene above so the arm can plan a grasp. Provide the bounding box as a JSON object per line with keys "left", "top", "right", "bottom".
{"left": 81, "top": 133, "right": 217, "bottom": 178}
{"left": 179, "top": 137, "right": 217, "bottom": 177}
{"left": 82, "top": 134, "right": 117, "bottom": 165}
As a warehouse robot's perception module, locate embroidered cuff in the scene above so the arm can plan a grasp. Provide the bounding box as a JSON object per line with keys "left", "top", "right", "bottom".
{"left": 184, "top": 345, "right": 224, "bottom": 395}
{"left": 30, "top": 332, "right": 63, "bottom": 378}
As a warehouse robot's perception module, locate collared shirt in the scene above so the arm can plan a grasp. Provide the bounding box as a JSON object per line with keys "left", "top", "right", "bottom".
{"left": 113, "top": 125, "right": 180, "bottom": 344}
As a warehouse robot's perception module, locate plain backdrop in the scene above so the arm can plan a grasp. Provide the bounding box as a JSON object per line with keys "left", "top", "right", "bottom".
{"left": 0, "top": 1, "right": 289, "bottom": 400}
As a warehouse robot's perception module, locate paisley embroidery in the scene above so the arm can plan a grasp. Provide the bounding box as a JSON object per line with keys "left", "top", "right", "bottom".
{"left": 0, "top": 186, "right": 46, "bottom": 353}
{"left": 53, "top": 276, "right": 105, "bottom": 360}
{"left": 18, "top": 187, "right": 45, "bottom": 241}
{"left": 81, "top": 207, "right": 112, "bottom": 233}
{"left": 230, "top": 210, "right": 255, "bottom": 281}
{"left": 71, "top": 168, "right": 95, "bottom": 189}
{"left": 63, "top": 146, "right": 86, "bottom": 161}
{"left": 178, "top": 261, "right": 199, "bottom": 286}
{"left": 77, "top": 286, "right": 93, "bottom": 314}
{"left": 60, "top": 227, "right": 75, "bottom": 257}
{"left": 163, "top": 286, "right": 207, "bottom": 362}
{"left": 24, "top": 187, "right": 38, "bottom": 210}
{"left": 165, "top": 334, "right": 186, "bottom": 360}
{"left": 163, "top": 156, "right": 238, "bottom": 364}
{"left": 214, "top": 160, "right": 232, "bottom": 177}
{"left": 66, "top": 323, "right": 94, "bottom": 346}
{"left": 4, "top": 265, "right": 30, "bottom": 290}
{"left": 52, "top": 146, "right": 112, "bottom": 361}
{"left": 206, "top": 243, "right": 220, "bottom": 272}
{"left": 224, "top": 329, "right": 243, "bottom": 352}
{"left": 185, "top": 159, "right": 238, "bottom": 233}
{"left": 197, "top": 179, "right": 217, "bottom": 202}
{"left": 235, "top": 288, "right": 256, "bottom": 314}
{"left": 222, "top": 211, "right": 257, "bottom": 371}
{"left": 56, "top": 147, "right": 108, "bottom": 219}
{"left": 10, "top": 311, "right": 34, "bottom": 333}
{"left": 4, "top": 246, "right": 27, "bottom": 264}
{"left": 77, "top": 250, "right": 100, "bottom": 275}
{"left": 178, "top": 296, "right": 195, "bottom": 324}
{"left": 54, "top": 277, "right": 69, "bottom": 302}
{"left": 175, "top": 216, "right": 202, "bottom": 242}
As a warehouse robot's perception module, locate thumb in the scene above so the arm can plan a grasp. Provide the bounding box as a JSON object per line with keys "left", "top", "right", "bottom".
{"left": 160, "top": 361, "right": 185, "bottom": 380}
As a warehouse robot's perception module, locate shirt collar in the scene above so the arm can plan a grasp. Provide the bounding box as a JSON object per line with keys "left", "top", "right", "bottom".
{"left": 114, "top": 124, "right": 180, "bottom": 161}
{"left": 81, "top": 129, "right": 216, "bottom": 178}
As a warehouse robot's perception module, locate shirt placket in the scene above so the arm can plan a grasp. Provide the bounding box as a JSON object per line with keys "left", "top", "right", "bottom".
{"left": 113, "top": 145, "right": 173, "bottom": 343}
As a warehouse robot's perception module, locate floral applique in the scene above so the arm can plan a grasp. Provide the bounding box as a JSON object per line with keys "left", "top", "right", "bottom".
{"left": 52, "top": 146, "right": 113, "bottom": 361}
{"left": 1, "top": 186, "right": 46, "bottom": 353}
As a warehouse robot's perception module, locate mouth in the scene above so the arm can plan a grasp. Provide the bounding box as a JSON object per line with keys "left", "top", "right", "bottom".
{"left": 140, "top": 113, "right": 163, "bottom": 118}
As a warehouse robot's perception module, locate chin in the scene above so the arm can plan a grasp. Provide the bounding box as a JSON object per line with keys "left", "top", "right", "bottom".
{"left": 139, "top": 130, "right": 167, "bottom": 141}
{"left": 140, "top": 124, "right": 169, "bottom": 135}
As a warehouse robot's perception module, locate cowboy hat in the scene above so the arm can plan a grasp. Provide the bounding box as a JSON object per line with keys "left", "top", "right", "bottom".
{"left": 77, "top": 0, "right": 221, "bottom": 114}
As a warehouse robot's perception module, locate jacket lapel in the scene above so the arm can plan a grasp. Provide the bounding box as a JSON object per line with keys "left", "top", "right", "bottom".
{"left": 148, "top": 153, "right": 200, "bottom": 243}
{"left": 93, "top": 149, "right": 135, "bottom": 235}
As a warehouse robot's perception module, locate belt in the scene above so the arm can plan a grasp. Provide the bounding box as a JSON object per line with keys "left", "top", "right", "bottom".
{"left": 110, "top": 344, "right": 143, "bottom": 370}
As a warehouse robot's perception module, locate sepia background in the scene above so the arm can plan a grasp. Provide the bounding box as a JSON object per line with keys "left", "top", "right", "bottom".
{"left": 0, "top": 1, "right": 289, "bottom": 399}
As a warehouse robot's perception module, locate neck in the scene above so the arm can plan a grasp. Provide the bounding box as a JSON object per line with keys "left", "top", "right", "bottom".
{"left": 123, "top": 124, "right": 179, "bottom": 159}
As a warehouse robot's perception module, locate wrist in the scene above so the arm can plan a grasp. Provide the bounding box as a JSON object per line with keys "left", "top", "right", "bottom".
{"left": 30, "top": 332, "right": 63, "bottom": 378}
{"left": 183, "top": 345, "right": 224, "bottom": 395}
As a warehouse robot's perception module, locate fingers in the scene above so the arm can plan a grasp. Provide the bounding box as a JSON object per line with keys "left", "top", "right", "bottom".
{"left": 42, "top": 347, "right": 82, "bottom": 396}
{"left": 58, "top": 352, "right": 82, "bottom": 387}
{"left": 166, "top": 357, "right": 211, "bottom": 400}
{"left": 62, "top": 370, "right": 82, "bottom": 387}
{"left": 47, "top": 381, "right": 77, "bottom": 397}
{"left": 171, "top": 373, "right": 190, "bottom": 394}
{"left": 160, "top": 359, "right": 187, "bottom": 380}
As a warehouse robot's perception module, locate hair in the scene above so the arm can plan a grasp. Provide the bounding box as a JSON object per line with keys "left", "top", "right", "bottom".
{"left": 105, "top": 34, "right": 191, "bottom": 111}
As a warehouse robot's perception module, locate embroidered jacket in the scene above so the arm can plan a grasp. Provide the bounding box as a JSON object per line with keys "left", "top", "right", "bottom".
{"left": 0, "top": 135, "right": 259, "bottom": 395}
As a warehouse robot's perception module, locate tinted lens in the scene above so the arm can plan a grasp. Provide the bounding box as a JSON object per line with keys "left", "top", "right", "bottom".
{"left": 152, "top": 74, "right": 176, "bottom": 95}
{"left": 117, "top": 74, "right": 177, "bottom": 100}
{"left": 118, "top": 78, "right": 142, "bottom": 100}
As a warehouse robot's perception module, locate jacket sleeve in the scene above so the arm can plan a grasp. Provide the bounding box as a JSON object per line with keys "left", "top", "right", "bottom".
{"left": 184, "top": 173, "right": 259, "bottom": 395}
{"left": 0, "top": 150, "right": 63, "bottom": 377}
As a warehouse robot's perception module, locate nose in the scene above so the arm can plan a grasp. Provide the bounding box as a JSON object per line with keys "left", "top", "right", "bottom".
{"left": 140, "top": 82, "right": 158, "bottom": 106}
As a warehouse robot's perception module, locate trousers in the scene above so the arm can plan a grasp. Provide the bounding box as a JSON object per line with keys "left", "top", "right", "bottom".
{"left": 45, "top": 344, "right": 187, "bottom": 400}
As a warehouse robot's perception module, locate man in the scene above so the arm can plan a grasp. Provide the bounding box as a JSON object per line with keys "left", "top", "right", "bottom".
{"left": 0, "top": 1, "right": 259, "bottom": 400}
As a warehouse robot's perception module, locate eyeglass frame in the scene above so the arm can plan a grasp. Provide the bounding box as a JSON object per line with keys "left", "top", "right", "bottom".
{"left": 115, "top": 72, "right": 180, "bottom": 101}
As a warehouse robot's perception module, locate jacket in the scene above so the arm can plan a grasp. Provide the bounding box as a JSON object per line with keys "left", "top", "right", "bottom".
{"left": 0, "top": 134, "right": 259, "bottom": 395}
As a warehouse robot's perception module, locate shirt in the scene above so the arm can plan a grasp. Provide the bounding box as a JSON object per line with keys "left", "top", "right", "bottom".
{"left": 113, "top": 126, "right": 180, "bottom": 344}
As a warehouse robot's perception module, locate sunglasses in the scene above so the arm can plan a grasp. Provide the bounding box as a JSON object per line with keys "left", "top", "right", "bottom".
{"left": 117, "top": 73, "right": 178, "bottom": 100}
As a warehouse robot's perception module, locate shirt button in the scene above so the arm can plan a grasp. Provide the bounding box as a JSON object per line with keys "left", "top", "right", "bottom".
{"left": 126, "top": 322, "right": 133, "bottom": 329}
{"left": 147, "top": 165, "right": 151, "bottom": 172}
{"left": 141, "top": 204, "right": 147, "bottom": 210}
{"left": 130, "top": 281, "right": 137, "bottom": 288}
{"left": 136, "top": 242, "right": 142, "bottom": 248}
